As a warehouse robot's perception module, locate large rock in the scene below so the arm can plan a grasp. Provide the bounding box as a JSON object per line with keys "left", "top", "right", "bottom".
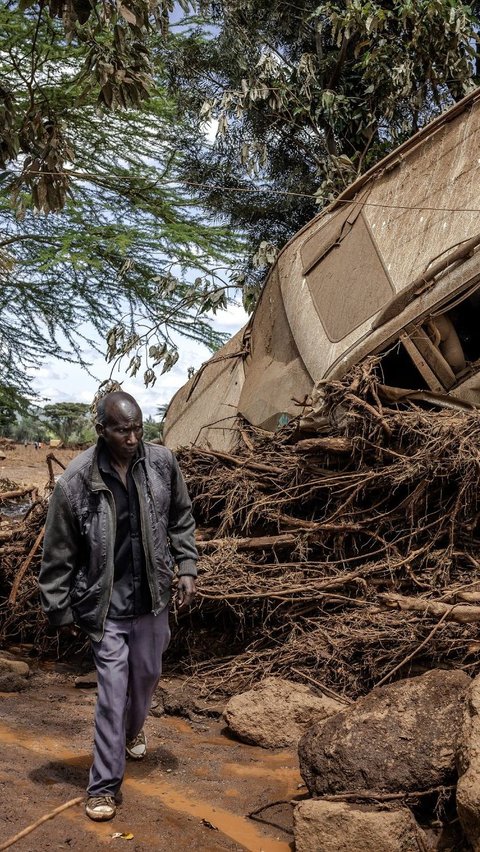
{"left": 0, "top": 657, "right": 30, "bottom": 677}
{"left": 0, "top": 672, "right": 28, "bottom": 692}
{"left": 223, "top": 677, "right": 344, "bottom": 748}
{"left": 155, "top": 677, "right": 225, "bottom": 720}
{"left": 293, "top": 800, "right": 428, "bottom": 852}
{"left": 299, "top": 668, "right": 470, "bottom": 795}
{"left": 457, "top": 674, "right": 480, "bottom": 850}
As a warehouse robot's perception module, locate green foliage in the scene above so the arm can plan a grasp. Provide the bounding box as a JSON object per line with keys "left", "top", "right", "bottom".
{"left": 0, "top": 2, "right": 242, "bottom": 395}
{"left": 8, "top": 407, "right": 50, "bottom": 443}
{"left": 0, "top": 385, "right": 30, "bottom": 436}
{"left": 167, "top": 0, "right": 480, "bottom": 306}
{"left": 4, "top": 0, "right": 478, "bottom": 393}
{"left": 2, "top": 0, "right": 183, "bottom": 204}
{"left": 43, "top": 401, "right": 91, "bottom": 444}
{"left": 67, "top": 421, "right": 97, "bottom": 446}
{"left": 143, "top": 414, "right": 163, "bottom": 442}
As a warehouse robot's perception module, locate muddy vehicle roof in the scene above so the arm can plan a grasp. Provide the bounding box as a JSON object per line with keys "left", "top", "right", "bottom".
{"left": 164, "top": 87, "right": 480, "bottom": 451}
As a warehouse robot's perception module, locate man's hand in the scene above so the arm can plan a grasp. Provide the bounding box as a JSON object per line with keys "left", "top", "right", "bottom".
{"left": 176, "top": 575, "right": 197, "bottom": 611}
{"left": 57, "top": 624, "right": 81, "bottom": 639}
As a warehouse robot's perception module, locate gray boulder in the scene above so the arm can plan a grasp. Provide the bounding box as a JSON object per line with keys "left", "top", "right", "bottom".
{"left": 299, "top": 668, "right": 470, "bottom": 795}
{"left": 223, "top": 677, "right": 344, "bottom": 748}
{"left": 293, "top": 800, "right": 429, "bottom": 852}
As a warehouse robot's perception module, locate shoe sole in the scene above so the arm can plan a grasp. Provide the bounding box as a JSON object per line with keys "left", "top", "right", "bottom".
{"left": 85, "top": 808, "right": 116, "bottom": 821}
{"left": 125, "top": 749, "right": 146, "bottom": 760}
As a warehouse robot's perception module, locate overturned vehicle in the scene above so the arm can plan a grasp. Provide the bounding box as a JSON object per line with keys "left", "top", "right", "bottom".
{"left": 165, "top": 87, "right": 480, "bottom": 452}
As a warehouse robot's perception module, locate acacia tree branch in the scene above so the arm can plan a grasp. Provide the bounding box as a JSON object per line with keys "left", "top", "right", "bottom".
{"left": 29, "top": 0, "right": 44, "bottom": 109}
{"left": 0, "top": 234, "right": 60, "bottom": 249}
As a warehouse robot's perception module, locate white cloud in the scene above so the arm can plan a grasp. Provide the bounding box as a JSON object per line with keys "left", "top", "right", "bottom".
{"left": 26, "top": 303, "right": 249, "bottom": 419}
{"left": 204, "top": 117, "right": 219, "bottom": 144}
{"left": 208, "top": 301, "right": 249, "bottom": 331}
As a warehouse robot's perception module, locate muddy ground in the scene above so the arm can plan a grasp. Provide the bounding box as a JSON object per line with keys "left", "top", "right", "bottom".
{"left": 0, "top": 443, "right": 79, "bottom": 493}
{"left": 0, "top": 445, "right": 302, "bottom": 852}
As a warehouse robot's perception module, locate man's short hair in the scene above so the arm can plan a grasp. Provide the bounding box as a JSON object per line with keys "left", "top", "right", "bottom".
{"left": 96, "top": 392, "right": 141, "bottom": 426}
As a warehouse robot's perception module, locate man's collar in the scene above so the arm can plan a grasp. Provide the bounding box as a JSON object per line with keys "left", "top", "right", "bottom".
{"left": 97, "top": 438, "right": 115, "bottom": 474}
{"left": 96, "top": 436, "right": 145, "bottom": 473}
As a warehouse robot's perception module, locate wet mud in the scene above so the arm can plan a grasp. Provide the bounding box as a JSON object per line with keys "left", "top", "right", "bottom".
{"left": 0, "top": 668, "right": 302, "bottom": 851}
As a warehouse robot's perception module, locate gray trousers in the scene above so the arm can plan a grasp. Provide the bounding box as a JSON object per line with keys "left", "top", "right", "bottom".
{"left": 87, "top": 609, "right": 171, "bottom": 797}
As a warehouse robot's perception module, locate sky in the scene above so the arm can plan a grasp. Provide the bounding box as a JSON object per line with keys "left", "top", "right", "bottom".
{"left": 26, "top": 301, "right": 249, "bottom": 419}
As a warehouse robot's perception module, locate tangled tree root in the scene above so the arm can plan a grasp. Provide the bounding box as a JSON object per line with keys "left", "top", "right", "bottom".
{"left": 2, "top": 360, "right": 480, "bottom": 700}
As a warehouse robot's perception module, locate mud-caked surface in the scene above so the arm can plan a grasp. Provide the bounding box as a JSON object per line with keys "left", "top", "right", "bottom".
{"left": 0, "top": 662, "right": 301, "bottom": 851}
{"left": 0, "top": 444, "right": 78, "bottom": 492}
{"left": 299, "top": 668, "right": 470, "bottom": 796}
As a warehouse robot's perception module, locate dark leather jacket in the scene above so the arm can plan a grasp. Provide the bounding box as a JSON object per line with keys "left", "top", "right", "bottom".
{"left": 39, "top": 441, "right": 198, "bottom": 641}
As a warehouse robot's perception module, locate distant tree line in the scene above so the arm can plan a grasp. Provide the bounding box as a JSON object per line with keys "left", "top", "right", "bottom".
{"left": 2, "top": 401, "right": 163, "bottom": 446}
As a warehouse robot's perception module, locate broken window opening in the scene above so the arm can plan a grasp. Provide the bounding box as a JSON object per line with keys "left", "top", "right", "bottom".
{"left": 441, "top": 289, "right": 480, "bottom": 365}
{"left": 376, "top": 340, "right": 430, "bottom": 391}
{"left": 376, "top": 284, "right": 480, "bottom": 397}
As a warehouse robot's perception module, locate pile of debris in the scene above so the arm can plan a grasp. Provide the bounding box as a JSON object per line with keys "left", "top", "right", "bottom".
{"left": 172, "top": 359, "right": 480, "bottom": 699}
{"left": 0, "top": 455, "right": 64, "bottom": 651}
{"left": 0, "top": 481, "right": 48, "bottom": 650}
{"left": 2, "top": 361, "right": 480, "bottom": 702}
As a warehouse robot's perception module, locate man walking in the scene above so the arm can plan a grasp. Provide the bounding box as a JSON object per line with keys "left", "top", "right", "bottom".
{"left": 39, "top": 391, "right": 197, "bottom": 821}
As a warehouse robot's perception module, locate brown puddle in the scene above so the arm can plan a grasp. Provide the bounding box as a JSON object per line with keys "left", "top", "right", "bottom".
{"left": 128, "top": 774, "right": 292, "bottom": 851}
{"left": 222, "top": 762, "right": 299, "bottom": 783}
{"left": 0, "top": 720, "right": 296, "bottom": 851}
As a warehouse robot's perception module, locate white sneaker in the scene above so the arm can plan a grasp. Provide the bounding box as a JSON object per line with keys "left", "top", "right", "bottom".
{"left": 126, "top": 729, "right": 147, "bottom": 760}
{"left": 85, "top": 795, "right": 116, "bottom": 821}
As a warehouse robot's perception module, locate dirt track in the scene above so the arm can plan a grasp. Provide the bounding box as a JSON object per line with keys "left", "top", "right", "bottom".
{"left": 0, "top": 444, "right": 78, "bottom": 492}
{"left": 0, "top": 445, "right": 301, "bottom": 851}
{"left": 0, "top": 664, "right": 300, "bottom": 851}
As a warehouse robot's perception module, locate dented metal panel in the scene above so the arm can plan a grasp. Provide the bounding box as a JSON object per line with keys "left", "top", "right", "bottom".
{"left": 163, "top": 328, "right": 246, "bottom": 451}
{"left": 304, "top": 213, "right": 394, "bottom": 342}
{"left": 237, "top": 268, "right": 313, "bottom": 431}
